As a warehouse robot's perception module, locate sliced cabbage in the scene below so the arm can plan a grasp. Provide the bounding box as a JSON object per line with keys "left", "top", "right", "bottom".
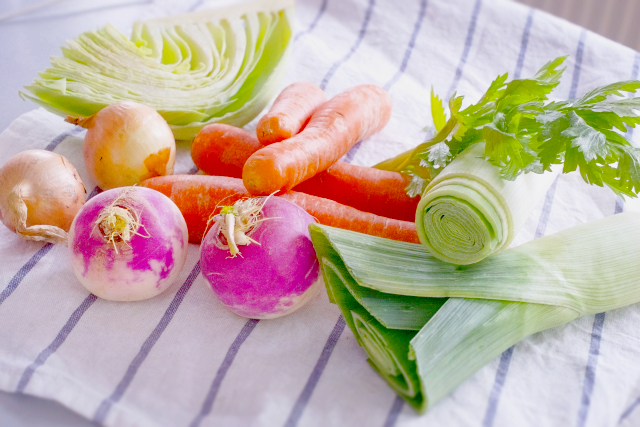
{"left": 20, "top": 0, "right": 294, "bottom": 141}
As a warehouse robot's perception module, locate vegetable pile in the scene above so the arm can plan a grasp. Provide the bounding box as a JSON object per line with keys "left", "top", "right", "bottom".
{"left": 20, "top": 0, "right": 294, "bottom": 141}
{"left": 6, "top": 8, "right": 640, "bottom": 416}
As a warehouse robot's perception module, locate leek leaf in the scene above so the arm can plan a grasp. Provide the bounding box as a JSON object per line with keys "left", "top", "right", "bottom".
{"left": 309, "top": 212, "right": 640, "bottom": 412}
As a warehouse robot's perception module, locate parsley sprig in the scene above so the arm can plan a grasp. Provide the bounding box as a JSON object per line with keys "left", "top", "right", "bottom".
{"left": 398, "top": 56, "right": 640, "bottom": 197}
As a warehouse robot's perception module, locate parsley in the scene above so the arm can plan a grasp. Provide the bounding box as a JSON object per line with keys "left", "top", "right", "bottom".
{"left": 400, "top": 56, "right": 640, "bottom": 197}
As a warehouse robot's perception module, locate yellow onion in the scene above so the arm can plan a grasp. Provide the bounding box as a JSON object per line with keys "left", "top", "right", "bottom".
{"left": 0, "top": 149, "right": 86, "bottom": 244}
{"left": 67, "top": 101, "right": 176, "bottom": 190}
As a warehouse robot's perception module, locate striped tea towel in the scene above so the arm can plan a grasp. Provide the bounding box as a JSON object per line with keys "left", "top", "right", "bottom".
{"left": 2, "top": 0, "right": 640, "bottom": 426}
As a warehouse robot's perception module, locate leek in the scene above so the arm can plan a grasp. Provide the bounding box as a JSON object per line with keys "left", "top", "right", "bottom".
{"left": 20, "top": 0, "right": 294, "bottom": 141}
{"left": 309, "top": 212, "right": 640, "bottom": 412}
{"left": 415, "top": 143, "right": 557, "bottom": 265}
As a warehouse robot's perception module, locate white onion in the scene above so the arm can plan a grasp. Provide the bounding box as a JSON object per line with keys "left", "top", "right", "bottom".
{"left": 67, "top": 101, "right": 176, "bottom": 190}
{"left": 0, "top": 149, "right": 86, "bottom": 244}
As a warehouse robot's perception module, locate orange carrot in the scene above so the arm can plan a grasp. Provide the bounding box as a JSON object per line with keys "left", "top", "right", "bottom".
{"left": 191, "top": 123, "right": 419, "bottom": 222}
{"left": 141, "top": 175, "right": 249, "bottom": 243}
{"left": 142, "top": 175, "right": 419, "bottom": 244}
{"left": 243, "top": 84, "right": 393, "bottom": 195}
{"left": 256, "top": 82, "right": 327, "bottom": 145}
{"left": 191, "top": 124, "right": 263, "bottom": 178}
{"left": 294, "top": 162, "right": 419, "bottom": 222}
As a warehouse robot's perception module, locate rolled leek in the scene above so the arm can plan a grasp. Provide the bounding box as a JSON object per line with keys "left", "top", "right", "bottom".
{"left": 416, "top": 143, "right": 558, "bottom": 265}
{"left": 309, "top": 212, "right": 640, "bottom": 412}
{"left": 20, "top": 0, "right": 294, "bottom": 141}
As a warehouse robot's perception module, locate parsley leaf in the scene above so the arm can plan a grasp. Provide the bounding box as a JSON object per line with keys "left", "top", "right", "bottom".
{"left": 394, "top": 56, "right": 640, "bottom": 198}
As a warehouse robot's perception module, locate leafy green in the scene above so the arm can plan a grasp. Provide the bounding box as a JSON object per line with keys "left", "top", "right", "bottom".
{"left": 387, "top": 56, "right": 640, "bottom": 197}
{"left": 20, "top": 0, "right": 294, "bottom": 141}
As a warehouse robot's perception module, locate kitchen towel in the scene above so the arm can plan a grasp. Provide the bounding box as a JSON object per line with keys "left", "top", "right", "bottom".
{"left": 1, "top": 0, "right": 640, "bottom": 426}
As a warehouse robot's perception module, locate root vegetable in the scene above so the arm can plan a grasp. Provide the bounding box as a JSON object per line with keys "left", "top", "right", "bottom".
{"left": 67, "top": 101, "right": 176, "bottom": 190}
{"left": 68, "top": 186, "right": 188, "bottom": 301}
{"left": 0, "top": 149, "right": 86, "bottom": 244}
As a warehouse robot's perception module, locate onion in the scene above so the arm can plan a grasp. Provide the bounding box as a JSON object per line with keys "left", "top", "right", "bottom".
{"left": 0, "top": 149, "right": 86, "bottom": 244}
{"left": 200, "top": 196, "right": 321, "bottom": 319}
{"left": 68, "top": 186, "right": 188, "bottom": 301}
{"left": 66, "top": 101, "right": 176, "bottom": 190}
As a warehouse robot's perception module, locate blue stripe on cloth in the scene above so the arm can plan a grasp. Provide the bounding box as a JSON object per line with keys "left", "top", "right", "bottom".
{"left": 16, "top": 294, "right": 98, "bottom": 393}
{"left": 482, "top": 175, "right": 560, "bottom": 426}
{"left": 294, "top": 0, "right": 328, "bottom": 42}
{"left": 575, "top": 312, "right": 605, "bottom": 427}
{"left": 482, "top": 346, "right": 515, "bottom": 427}
{"left": 189, "top": 319, "right": 260, "bottom": 427}
{"left": 344, "top": 0, "right": 427, "bottom": 164}
{"left": 614, "top": 197, "right": 624, "bottom": 214}
{"left": 44, "top": 126, "right": 85, "bottom": 152}
{"left": 283, "top": 315, "right": 346, "bottom": 427}
{"left": 446, "top": 0, "right": 482, "bottom": 99}
{"left": 188, "top": 0, "right": 205, "bottom": 12}
{"left": 626, "top": 51, "right": 640, "bottom": 139}
{"left": 575, "top": 199, "right": 623, "bottom": 425}
{"left": 569, "top": 30, "right": 587, "bottom": 100}
{"left": 619, "top": 397, "right": 640, "bottom": 425}
{"left": 93, "top": 262, "right": 202, "bottom": 424}
{"left": 513, "top": 8, "right": 535, "bottom": 80}
{"left": 319, "top": 0, "right": 375, "bottom": 90}
{"left": 383, "top": 395, "right": 405, "bottom": 427}
{"left": 0, "top": 243, "right": 54, "bottom": 307}
{"left": 383, "top": 0, "right": 428, "bottom": 91}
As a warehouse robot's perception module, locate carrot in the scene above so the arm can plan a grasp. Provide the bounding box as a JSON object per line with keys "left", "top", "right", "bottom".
{"left": 141, "top": 175, "right": 419, "bottom": 244}
{"left": 242, "top": 84, "right": 393, "bottom": 196}
{"left": 191, "top": 123, "right": 419, "bottom": 221}
{"left": 293, "top": 162, "right": 419, "bottom": 222}
{"left": 278, "top": 192, "right": 419, "bottom": 244}
{"left": 256, "top": 82, "right": 327, "bottom": 145}
{"left": 141, "top": 175, "right": 249, "bottom": 243}
{"left": 191, "top": 124, "right": 263, "bottom": 178}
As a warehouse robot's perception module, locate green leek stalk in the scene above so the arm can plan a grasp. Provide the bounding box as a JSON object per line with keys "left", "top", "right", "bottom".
{"left": 415, "top": 143, "right": 558, "bottom": 265}
{"left": 309, "top": 212, "right": 640, "bottom": 413}
{"left": 20, "top": 0, "right": 294, "bottom": 141}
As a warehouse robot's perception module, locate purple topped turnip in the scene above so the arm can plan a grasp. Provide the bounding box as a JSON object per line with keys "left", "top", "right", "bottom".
{"left": 200, "top": 196, "right": 321, "bottom": 319}
{"left": 68, "top": 186, "right": 189, "bottom": 301}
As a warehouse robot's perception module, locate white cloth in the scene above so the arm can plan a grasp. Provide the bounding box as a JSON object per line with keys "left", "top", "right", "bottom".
{"left": 1, "top": 0, "right": 640, "bottom": 426}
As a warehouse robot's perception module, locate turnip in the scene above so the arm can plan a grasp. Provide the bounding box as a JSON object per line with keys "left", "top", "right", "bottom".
{"left": 200, "top": 196, "right": 321, "bottom": 319}
{"left": 68, "top": 186, "right": 189, "bottom": 301}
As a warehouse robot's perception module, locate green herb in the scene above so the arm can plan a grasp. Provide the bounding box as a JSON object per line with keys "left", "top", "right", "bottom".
{"left": 379, "top": 57, "right": 640, "bottom": 197}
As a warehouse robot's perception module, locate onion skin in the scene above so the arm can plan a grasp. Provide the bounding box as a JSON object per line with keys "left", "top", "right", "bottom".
{"left": 0, "top": 149, "right": 86, "bottom": 243}
{"left": 201, "top": 197, "right": 321, "bottom": 319}
{"left": 69, "top": 101, "right": 176, "bottom": 190}
{"left": 68, "top": 186, "right": 188, "bottom": 301}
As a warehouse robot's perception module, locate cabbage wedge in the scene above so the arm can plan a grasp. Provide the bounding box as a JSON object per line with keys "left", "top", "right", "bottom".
{"left": 309, "top": 212, "right": 640, "bottom": 413}
{"left": 20, "top": 0, "right": 294, "bottom": 141}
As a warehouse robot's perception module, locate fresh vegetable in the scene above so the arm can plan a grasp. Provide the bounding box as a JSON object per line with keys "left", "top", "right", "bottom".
{"left": 141, "top": 175, "right": 419, "bottom": 244}
{"left": 378, "top": 56, "right": 640, "bottom": 198}
{"left": 190, "top": 124, "right": 419, "bottom": 221}
{"left": 243, "top": 84, "right": 393, "bottom": 195}
{"left": 415, "top": 143, "right": 558, "bottom": 265}
{"left": 68, "top": 186, "right": 188, "bottom": 301}
{"left": 20, "top": 0, "right": 294, "bottom": 141}
{"left": 67, "top": 101, "right": 176, "bottom": 190}
{"left": 191, "top": 123, "right": 264, "bottom": 178}
{"left": 256, "top": 81, "right": 327, "bottom": 145}
{"left": 294, "top": 162, "right": 419, "bottom": 222}
{"left": 0, "top": 149, "right": 86, "bottom": 244}
{"left": 201, "top": 196, "right": 320, "bottom": 319}
{"left": 310, "top": 212, "right": 640, "bottom": 413}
